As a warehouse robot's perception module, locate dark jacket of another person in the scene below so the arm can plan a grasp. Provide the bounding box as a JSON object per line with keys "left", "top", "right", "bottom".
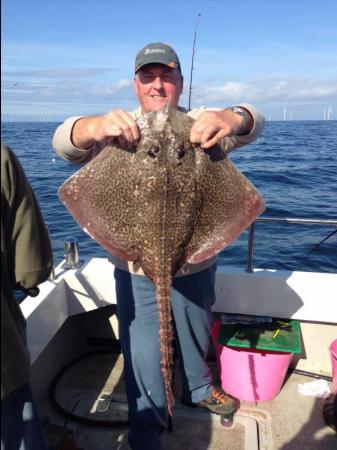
{"left": 1, "top": 143, "right": 53, "bottom": 399}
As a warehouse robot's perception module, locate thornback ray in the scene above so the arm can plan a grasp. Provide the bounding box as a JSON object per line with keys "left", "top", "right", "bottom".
{"left": 58, "top": 105, "right": 265, "bottom": 415}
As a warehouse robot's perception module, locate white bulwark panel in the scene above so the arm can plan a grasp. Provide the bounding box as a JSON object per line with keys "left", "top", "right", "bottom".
{"left": 213, "top": 266, "right": 337, "bottom": 323}
{"left": 22, "top": 258, "right": 337, "bottom": 367}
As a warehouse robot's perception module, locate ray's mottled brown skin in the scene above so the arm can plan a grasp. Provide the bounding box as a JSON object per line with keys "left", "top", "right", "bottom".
{"left": 59, "top": 105, "right": 265, "bottom": 415}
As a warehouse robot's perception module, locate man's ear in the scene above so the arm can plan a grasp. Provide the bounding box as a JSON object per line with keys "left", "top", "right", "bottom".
{"left": 180, "top": 75, "right": 184, "bottom": 95}
{"left": 134, "top": 77, "right": 139, "bottom": 98}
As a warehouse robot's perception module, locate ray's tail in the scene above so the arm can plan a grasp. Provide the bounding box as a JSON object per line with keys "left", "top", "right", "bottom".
{"left": 156, "top": 277, "right": 175, "bottom": 415}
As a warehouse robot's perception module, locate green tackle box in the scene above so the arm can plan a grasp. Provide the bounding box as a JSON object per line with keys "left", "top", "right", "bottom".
{"left": 217, "top": 318, "right": 302, "bottom": 354}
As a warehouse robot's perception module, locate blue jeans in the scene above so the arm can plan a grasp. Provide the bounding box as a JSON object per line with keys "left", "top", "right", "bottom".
{"left": 1, "top": 383, "right": 48, "bottom": 450}
{"left": 114, "top": 264, "right": 217, "bottom": 450}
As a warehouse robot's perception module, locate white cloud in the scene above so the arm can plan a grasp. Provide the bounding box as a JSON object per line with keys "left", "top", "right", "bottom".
{"left": 2, "top": 77, "right": 134, "bottom": 101}
{"left": 4, "top": 68, "right": 116, "bottom": 78}
{"left": 191, "top": 76, "right": 337, "bottom": 107}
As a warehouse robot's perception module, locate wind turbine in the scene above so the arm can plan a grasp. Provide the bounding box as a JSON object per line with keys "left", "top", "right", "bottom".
{"left": 327, "top": 106, "right": 333, "bottom": 120}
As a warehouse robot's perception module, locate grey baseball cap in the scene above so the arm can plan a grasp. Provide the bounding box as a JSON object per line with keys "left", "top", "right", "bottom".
{"left": 135, "top": 42, "right": 181, "bottom": 73}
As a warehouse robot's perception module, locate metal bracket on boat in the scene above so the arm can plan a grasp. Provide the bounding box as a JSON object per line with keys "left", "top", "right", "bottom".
{"left": 62, "top": 239, "right": 81, "bottom": 269}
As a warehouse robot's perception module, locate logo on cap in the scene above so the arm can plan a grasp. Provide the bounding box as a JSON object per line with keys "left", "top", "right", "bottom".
{"left": 144, "top": 48, "right": 166, "bottom": 55}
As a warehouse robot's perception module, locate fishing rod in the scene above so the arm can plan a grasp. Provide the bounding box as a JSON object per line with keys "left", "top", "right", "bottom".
{"left": 303, "top": 228, "right": 337, "bottom": 262}
{"left": 188, "top": 13, "right": 201, "bottom": 111}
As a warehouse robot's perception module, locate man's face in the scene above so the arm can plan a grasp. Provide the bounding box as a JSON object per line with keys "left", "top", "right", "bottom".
{"left": 134, "top": 64, "right": 183, "bottom": 113}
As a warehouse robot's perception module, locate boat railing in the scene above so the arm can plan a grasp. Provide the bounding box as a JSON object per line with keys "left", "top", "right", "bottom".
{"left": 247, "top": 217, "right": 337, "bottom": 273}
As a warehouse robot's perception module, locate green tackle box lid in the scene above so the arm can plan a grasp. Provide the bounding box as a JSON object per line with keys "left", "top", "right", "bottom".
{"left": 217, "top": 319, "right": 302, "bottom": 354}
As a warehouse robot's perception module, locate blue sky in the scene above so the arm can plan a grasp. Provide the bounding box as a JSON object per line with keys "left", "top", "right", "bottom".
{"left": 2, "top": 0, "right": 336, "bottom": 121}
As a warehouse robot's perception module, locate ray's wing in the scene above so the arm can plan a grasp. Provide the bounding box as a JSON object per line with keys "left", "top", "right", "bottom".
{"left": 58, "top": 145, "right": 142, "bottom": 261}
{"left": 186, "top": 147, "right": 265, "bottom": 264}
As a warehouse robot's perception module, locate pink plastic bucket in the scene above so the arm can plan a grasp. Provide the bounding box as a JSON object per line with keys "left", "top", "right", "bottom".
{"left": 330, "top": 339, "right": 337, "bottom": 393}
{"left": 211, "top": 320, "right": 293, "bottom": 402}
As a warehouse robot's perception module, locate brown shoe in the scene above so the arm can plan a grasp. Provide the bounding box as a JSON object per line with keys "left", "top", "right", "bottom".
{"left": 196, "top": 387, "right": 240, "bottom": 416}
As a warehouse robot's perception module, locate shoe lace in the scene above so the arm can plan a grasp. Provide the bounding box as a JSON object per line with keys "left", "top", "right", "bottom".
{"left": 212, "top": 388, "right": 228, "bottom": 403}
